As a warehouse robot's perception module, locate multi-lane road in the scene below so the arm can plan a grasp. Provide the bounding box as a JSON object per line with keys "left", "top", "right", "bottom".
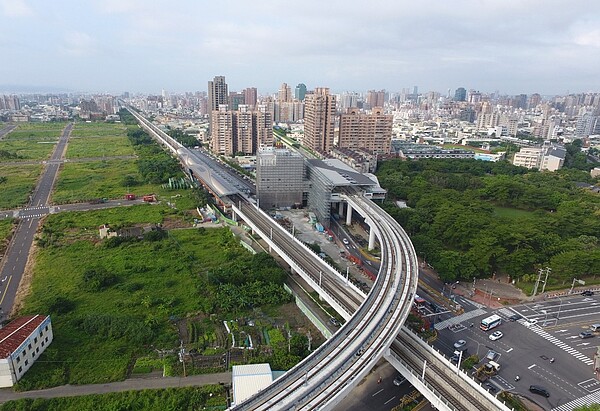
{"left": 0, "top": 123, "right": 72, "bottom": 316}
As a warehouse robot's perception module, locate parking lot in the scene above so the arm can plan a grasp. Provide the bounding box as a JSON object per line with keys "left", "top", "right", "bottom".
{"left": 432, "top": 292, "right": 600, "bottom": 409}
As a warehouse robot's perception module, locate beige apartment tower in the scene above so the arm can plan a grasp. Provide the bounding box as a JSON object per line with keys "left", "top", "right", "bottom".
{"left": 210, "top": 105, "right": 273, "bottom": 156}
{"left": 210, "top": 105, "right": 234, "bottom": 155}
{"left": 338, "top": 107, "right": 392, "bottom": 154}
{"left": 304, "top": 88, "right": 336, "bottom": 153}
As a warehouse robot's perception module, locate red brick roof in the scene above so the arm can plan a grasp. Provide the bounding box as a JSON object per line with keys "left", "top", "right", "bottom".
{"left": 0, "top": 315, "right": 49, "bottom": 358}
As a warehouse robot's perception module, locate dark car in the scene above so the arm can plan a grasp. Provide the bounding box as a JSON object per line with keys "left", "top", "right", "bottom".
{"left": 582, "top": 290, "right": 594, "bottom": 297}
{"left": 509, "top": 314, "right": 522, "bottom": 322}
{"left": 529, "top": 385, "right": 550, "bottom": 398}
{"left": 580, "top": 331, "right": 594, "bottom": 339}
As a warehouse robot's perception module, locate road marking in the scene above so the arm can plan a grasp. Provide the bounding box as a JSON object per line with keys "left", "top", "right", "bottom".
{"left": 528, "top": 364, "right": 537, "bottom": 369}
{"left": 0, "top": 276, "right": 12, "bottom": 305}
{"left": 506, "top": 348, "right": 513, "bottom": 353}
{"left": 372, "top": 389, "right": 384, "bottom": 397}
{"left": 555, "top": 329, "right": 568, "bottom": 333}
{"left": 566, "top": 336, "right": 579, "bottom": 339}
{"left": 577, "top": 343, "right": 590, "bottom": 346}
{"left": 384, "top": 396, "right": 396, "bottom": 405}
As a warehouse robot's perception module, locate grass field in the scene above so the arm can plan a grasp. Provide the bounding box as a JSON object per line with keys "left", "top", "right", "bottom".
{"left": 0, "top": 135, "right": 58, "bottom": 162}
{"left": 0, "top": 386, "right": 227, "bottom": 411}
{"left": 70, "top": 122, "right": 129, "bottom": 138}
{"left": 0, "top": 219, "right": 15, "bottom": 250}
{"left": 442, "top": 144, "right": 489, "bottom": 153}
{"left": 13, "top": 123, "right": 67, "bottom": 131}
{"left": 493, "top": 206, "right": 535, "bottom": 219}
{"left": 17, "top": 207, "right": 239, "bottom": 389}
{"left": 0, "top": 164, "right": 42, "bottom": 209}
{"left": 51, "top": 159, "right": 156, "bottom": 203}
{"left": 66, "top": 135, "right": 136, "bottom": 158}
{"left": 67, "top": 122, "right": 134, "bottom": 159}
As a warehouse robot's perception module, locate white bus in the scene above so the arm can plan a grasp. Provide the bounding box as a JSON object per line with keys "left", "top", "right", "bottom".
{"left": 480, "top": 314, "right": 502, "bottom": 331}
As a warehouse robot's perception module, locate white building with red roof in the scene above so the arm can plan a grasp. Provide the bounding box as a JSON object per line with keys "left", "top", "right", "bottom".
{"left": 0, "top": 315, "right": 53, "bottom": 387}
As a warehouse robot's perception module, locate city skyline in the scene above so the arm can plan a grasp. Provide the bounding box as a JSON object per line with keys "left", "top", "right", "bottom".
{"left": 1, "top": 0, "right": 600, "bottom": 95}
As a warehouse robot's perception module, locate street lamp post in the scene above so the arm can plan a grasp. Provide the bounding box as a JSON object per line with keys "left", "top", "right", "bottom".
{"left": 556, "top": 296, "right": 563, "bottom": 321}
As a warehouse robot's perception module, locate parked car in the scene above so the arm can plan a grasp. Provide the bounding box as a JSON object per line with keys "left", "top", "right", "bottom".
{"left": 529, "top": 385, "right": 550, "bottom": 397}
{"left": 489, "top": 331, "right": 504, "bottom": 341}
{"left": 582, "top": 290, "right": 594, "bottom": 296}
{"left": 486, "top": 350, "right": 499, "bottom": 361}
{"left": 453, "top": 339, "right": 467, "bottom": 350}
{"left": 580, "top": 331, "right": 594, "bottom": 339}
{"left": 329, "top": 317, "right": 340, "bottom": 327}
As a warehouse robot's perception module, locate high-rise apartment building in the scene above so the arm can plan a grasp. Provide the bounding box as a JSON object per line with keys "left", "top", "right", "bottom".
{"left": 243, "top": 87, "right": 257, "bottom": 108}
{"left": 208, "top": 76, "right": 228, "bottom": 125}
{"left": 278, "top": 83, "right": 292, "bottom": 103}
{"left": 304, "top": 88, "right": 336, "bottom": 153}
{"left": 295, "top": 83, "right": 307, "bottom": 101}
{"left": 228, "top": 92, "right": 245, "bottom": 111}
{"left": 210, "top": 105, "right": 273, "bottom": 156}
{"left": 235, "top": 105, "right": 254, "bottom": 154}
{"left": 454, "top": 87, "right": 467, "bottom": 102}
{"left": 366, "top": 90, "right": 386, "bottom": 109}
{"left": 210, "top": 105, "right": 234, "bottom": 155}
{"left": 338, "top": 108, "right": 393, "bottom": 154}
{"left": 254, "top": 105, "right": 274, "bottom": 148}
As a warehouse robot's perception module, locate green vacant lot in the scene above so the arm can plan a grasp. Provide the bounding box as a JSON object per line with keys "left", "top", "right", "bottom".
{"left": 18, "top": 207, "right": 237, "bottom": 389}
{"left": 52, "top": 159, "right": 156, "bottom": 203}
{"left": 0, "top": 123, "right": 66, "bottom": 162}
{"left": 67, "top": 122, "right": 136, "bottom": 158}
{"left": 0, "top": 164, "right": 43, "bottom": 209}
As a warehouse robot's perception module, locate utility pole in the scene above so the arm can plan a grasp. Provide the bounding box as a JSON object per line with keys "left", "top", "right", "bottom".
{"left": 532, "top": 268, "right": 544, "bottom": 297}
{"left": 541, "top": 267, "right": 551, "bottom": 294}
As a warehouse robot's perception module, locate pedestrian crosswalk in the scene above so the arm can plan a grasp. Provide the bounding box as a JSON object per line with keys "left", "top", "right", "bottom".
{"left": 434, "top": 308, "right": 487, "bottom": 330}
{"left": 551, "top": 390, "right": 600, "bottom": 411}
{"left": 497, "top": 307, "right": 518, "bottom": 319}
{"left": 518, "top": 320, "right": 594, "bottom": 366}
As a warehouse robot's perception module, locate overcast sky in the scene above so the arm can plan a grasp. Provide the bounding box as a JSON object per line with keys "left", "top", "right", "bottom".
{"left": 1, "top": 0, "right": 599, "bottom": 96}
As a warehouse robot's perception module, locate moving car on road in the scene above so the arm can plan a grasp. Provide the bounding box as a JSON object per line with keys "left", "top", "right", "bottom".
{"left": 580, "top": 331, "right": 594, "bottom": 339}
{"left": 582, "top": 290, "right": 594, "bottom": 296}
{"left": 529, "top": 385, "right": 550, "bottom": 398}
{"left": 523, "top": 318, "right": 538, "bottom": 327}
{"left": 453, "top": 339, "right": 467, "bottom": 350}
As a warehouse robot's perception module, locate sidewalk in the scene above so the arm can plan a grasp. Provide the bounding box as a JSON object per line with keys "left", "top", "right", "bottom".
{"left": 0, "top": 372, "right": 231, "bottom": 404}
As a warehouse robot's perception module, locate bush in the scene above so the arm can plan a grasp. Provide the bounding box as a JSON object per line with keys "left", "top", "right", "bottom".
{"left": 83, "top": 267, "right": 118, "bottom": 291}
{"left": 47, "top": 296, "right": 76, "bottom": 315}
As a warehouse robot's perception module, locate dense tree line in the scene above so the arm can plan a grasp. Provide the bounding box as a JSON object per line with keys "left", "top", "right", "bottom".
{"left": 167, "top": 128, "right": 200, "bottom": 148}
{"left": 117, "top": 108, "right": 139, "bottom": 125}
{"left": 377, "top": 159, "right": 600, "bottom": 288}
{"left": 126, "top": 128, "right": 182, "bottom": 184}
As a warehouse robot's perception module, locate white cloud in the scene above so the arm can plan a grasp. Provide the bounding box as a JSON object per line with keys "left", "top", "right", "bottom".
{"left": 0, "top": 0, "right": 33, "bottom": 17}
{"left": 60, "top": 31, "right": 96, "bottom": 56}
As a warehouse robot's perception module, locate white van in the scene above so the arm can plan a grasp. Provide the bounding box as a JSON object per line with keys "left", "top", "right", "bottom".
{"left": 590, "top": 324, "right": 600, "bottom": 332}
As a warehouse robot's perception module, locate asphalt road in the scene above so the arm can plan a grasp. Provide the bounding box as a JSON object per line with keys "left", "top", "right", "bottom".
{"left": 333, "top": 361, "right": 419, "bottom": 411}
{"left": 0, "top": 124, "right": 17, "bottom": 140}
{"left": 0, "top": 123, "right": 72, "bottom": 316}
